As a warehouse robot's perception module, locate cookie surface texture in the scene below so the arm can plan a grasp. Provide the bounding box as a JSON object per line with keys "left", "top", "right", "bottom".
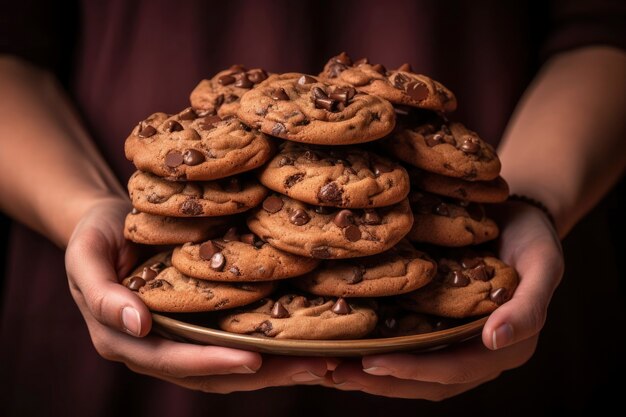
{"left": 123, "top": 211, "right": 226, "bottom": 245}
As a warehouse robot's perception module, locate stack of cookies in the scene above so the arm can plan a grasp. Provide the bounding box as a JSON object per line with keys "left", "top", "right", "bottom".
{"left": 121, "top": 54, "right": 518, "bottom": 340}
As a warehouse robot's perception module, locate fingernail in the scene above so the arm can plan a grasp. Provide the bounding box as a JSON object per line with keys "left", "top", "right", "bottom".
{"left": 229, "top": 365, "right": 257, "bottom": 374}
{"left": 363, "top": 366, "right": 391, "bottom": 376}
{"left": 492, "top": 323, "right": 513, "bottom": 349}
{"left": 291, "top": 371, "right": 324, "bottom": 382}
{"left": 121, "top": 306, "right": 141, "bottom": 336}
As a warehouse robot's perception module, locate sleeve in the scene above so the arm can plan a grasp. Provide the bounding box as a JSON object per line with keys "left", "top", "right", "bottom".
{"left": 0, "top": 0, "right": 78, "bottom": 77}
{"left": 542, "top": 0, "right": 626, "bottom": 58}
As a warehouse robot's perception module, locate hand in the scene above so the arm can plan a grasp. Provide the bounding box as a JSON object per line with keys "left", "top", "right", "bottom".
{"left": 330, "top": 201, "right": 564, "bottom": 399}
{"left": 64, "top": 198, "right": 328, "bottom": 393}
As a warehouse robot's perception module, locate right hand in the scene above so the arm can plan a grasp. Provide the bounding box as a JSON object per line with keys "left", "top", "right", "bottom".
{"left": 65, "top": 198, "right": 328, "bottom": 393}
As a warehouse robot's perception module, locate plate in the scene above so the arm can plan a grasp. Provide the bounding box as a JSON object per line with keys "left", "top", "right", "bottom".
{"left": 152, "top": 313, "right": 488, "bottom": 357}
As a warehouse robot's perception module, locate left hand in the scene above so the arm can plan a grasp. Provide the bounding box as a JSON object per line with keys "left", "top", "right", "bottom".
{"left": 330, "top": 201, "right": 564, "bottom": 399}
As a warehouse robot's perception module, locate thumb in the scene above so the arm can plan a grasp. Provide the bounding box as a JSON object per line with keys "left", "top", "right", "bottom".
{"left": 66, "top": 228, "right": 151, "bottom": 337}
{"left": 483, "top": 237, "right": 563, "bottom": 350}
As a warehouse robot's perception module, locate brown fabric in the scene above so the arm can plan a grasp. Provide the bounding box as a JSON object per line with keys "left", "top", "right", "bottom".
{"left": 1, "top": 1, "right": 625, "bottom": 416}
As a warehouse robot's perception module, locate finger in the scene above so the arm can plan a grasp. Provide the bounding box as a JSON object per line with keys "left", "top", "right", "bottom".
{"left": 66, "top": 230, "right": 152, "bottom": 337}
{"left": 143, "top": 356, "right": 329, "bottom": 394}
{"left": 360, "top": 337, "right": 537, "bottom": 384}
{"left": 332, "top": 362, "right": 500, "bottom": 400}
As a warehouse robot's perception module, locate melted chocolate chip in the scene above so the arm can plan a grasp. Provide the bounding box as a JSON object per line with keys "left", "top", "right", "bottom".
{"left": 137, "top": 125, "right": 157, "bottom": 138}
{"left": 450, "top": 270, "right": 470, "bottom": 287}
{"left": 406, "top": 81, "right": 429, "bottom": 101}
{"left": 270, "top": 302, "right": 290, "bottom": 318}
{"left": 271, "top": 122, "right": 287, "bottom": 137}
{"left": 164, "top": 120, "right": 183, "bottom": 132}
{"left": 183, "top": 149, "right": 205, "bottom": 166}
{"left": 218, "top": 74, "right": 235, "bottom": 85}
{"left": 363, "top": 209, "right": 382, "bottom": 225}
{"left": 318, "top": 182, "right": 343, "bottom": 204}
{"left": 210, "top": 252, "right": 226, "bottom": 271}
{"left": 344, "top": 225, "right": 361, "bottom": 242}
{"left": 262, "top": 196, "right": 284, "bottom": 213}
{"left": 489, "top": 288, "right": 509, "bottom": 305}
{"left": 165, "top": 151, "right": 184, "bottom": 168}
{"left": 311, "top": 246, "right": 331, "bottom": 258}
{"left": 271, "top": 88, "right": 290, "bottom": 100}
{"left": 224, "top": 94, "right": 239, "bottom": 103}
{"left": 348, "top": 264, "right": 365, "bottom": 284}
{"left": 393, "top": 73, "right": 409, "bottom": 89}
{"left": 199, "top": 241, "right": 220, "bottom": 260}
{"left": 127, "top": 276, "right": 146, "bottom": 291}
{"left": 465, "top": 264, "right": 491, "bottom": 281}
{"left": 289, "top": 209, "right": 310, "bottom": 226}
{"left": 315, "top": 97, "right": 336, "bottom": 112}
{"left": 298, "top": 75, "right": 317, "bottom": 85}
{"left": 256, "top": 320, "right": 273, "bottom": 335}
{"left": 199, "top": 115, "right": 222, "bottom": 130}
{"left": 179, "top": 108, "right": 197, "bottom": 120}
{"left": 460, "top": 137, "right": 481, "bottom": 154}
{"left": 284, "top": 173, "right": 304, "bottom": 188}
{"left": 302, "top": 150, "right": 319, "bottom": 161}
{"left": 140, "top": 267, "right": 158, "bottom": 282}
{"left": 331, "top": 298, "right": 351, "bottom": 315}
{"left": 329, "top": 87, "right": 356, "bottom": 105}
{"left": 278, "top": 156, "right": 294, "bottom": 166}
{"left": 234, "top": 73, "right": 253, "bottom": 88}
{"left": 181, "top": 199, "right": 203, "bottom": 215}
{"left": 461, "top": 257, "right": 483, "bottom": 269}
{"left": 333, "top": 210, "right": 354, "bottom": 228}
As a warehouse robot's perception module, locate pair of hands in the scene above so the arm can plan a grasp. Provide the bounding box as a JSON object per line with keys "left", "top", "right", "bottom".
{"left": 65, "top": 198, "right": 563, "bottom": 399}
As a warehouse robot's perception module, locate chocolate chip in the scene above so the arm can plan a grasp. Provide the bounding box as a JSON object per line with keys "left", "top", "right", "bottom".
{"left": 372, "top": 161, "right": 393, "bottom": 176}
{"left": 289, "top": 209, "right": 310, "bottom": 226}
{"left": 183, "top": 149, "right": 205, "bottom": 166}
{"left": 180, "top": 199, "right": 203, "bottom": 215}
{"left": 302, "top": 150, "right": 319, "bottom": 161}
{"left": 489, "top": 287, "right": 509, "bottom": 305}
{"left": 223, "top": 227, "right": 239, "bottom": 242}
{"left": 358, "top": 211, "right": 380, "bottom": 227}
{"left": 271, "top": 122, "right": 287, "bottom": 137}
{"left": 210, "top": 252, "right": 226, "bottom": 271}
{"left": 371, "top": 63, "right": 386, "bottom": 74}
{"left": 311, "top": 86, "right": 328, "bottom": 100}
{"left": 466, "top": 203, "right": 485, "bottom": 221}
{"left": 315, "top": 97, "right": 336, "bottom": 112}
{"left": 461, "top": 257, "right": 484, "bottom": 269}
{"left": 256, "top": 320, "right": 273, "bottom": 335}
{"left": 247, "top": 69, "right": 268, "bottom": 84}
{"left": 344, "top": 225, "right": 361, "bottom": 242}
{"left": 460, "top": 137, "right": 481, "bottom": 154}
{"left": 270, "top": 302, "right": 290, "bottom": 318}
{"left": 329, "top": 87, "right": 356, "bottom": 105}
{"left": 150, "top": 262, "right": 166, "bottom": 273}
{"left": 314, "top": 206, "right": 333, "bottom": 214}
{"left": 311, "top": 246, "right": 331, "bottom": 258}
{"left": 298, "top": 75, "right": 317, "bottom": 85}
{"left": 224, "top": 94, "right": 239, "bottom": 103}
{"left": 331, "top": 298, "right": 351, "bottom": 315}
{"left": 318, "top": 182, "right": 343, "bottom": 204}
{"left": 397, "top": 63, "right": 413, "bottom": 72}
{"left": 284, "top": 173, "right": 304, "bottom": 188}
{"left": 127, "top": 276, "right": 146, "bottom": 291}
{"left": 450, "top": 270, "right": 470, "bottom": 287}
{"left": 262, "top": 196, "right": 284, "bottom": 213}
{"left": 199, "top": 241, "right": 220, "bottom": 260}
{"left": 328, "top": 63, "right": 347, "bottom": 78}
{"left": 199, "top": 115, "right": 222, "bottom": 130}
{"left": 165, "top": 151, "right": 184, "bottom": 168}
{"left": 278, "top": 156, "right": 294, "bottom": 166}
{"left": 137, "top": 125, "right": 156, "bottom": 138}
{"left": 434, "top": 203, "right": 450, "bottom": 217}
{"left": 179, "top": 108, "right": 197, "bottom": 120}
{"left": 333, "top": 210, "right": 354, "bottom": 227}
{"left": 218, "top": 74, "right": 235, "bottom": 85}
{"left": 222, "top": 177, "right": 241, "bottom": 193}
{"left": 234, "top": 73, "right": 253, "bottom": 88}
{"left": 393, "top": 73, "right": 409, "bottom": 89}
{"left": 385, "top": 317, "right": 397, "bottom": 329}
{"left": 164, "top": 120, "right": 183, "bottom": 132}
{"left": 406, "top": 81, "right": 429, "bottom": 101}
{"left": 140, "top": 267, "right": 157, "bottom": 282}
{"left": 348, "top": 264, "right": 365, "bottom": 284}
{"left": 465, "top": 264, "right": 491, "bottom": 281}
{"left": 271, "top": 88, "right": 290, "bottom": 100}
{"left": 240, "top": 233, "right": 256, "bottom": 245}
{"left": 425, "top": 133, "right": 444, "bottom": 147}
{"left": 214, "top": 94, "right": 225, "bottom": 107}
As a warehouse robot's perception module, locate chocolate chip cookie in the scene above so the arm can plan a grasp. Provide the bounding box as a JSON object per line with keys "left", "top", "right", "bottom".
{"left": 371, "top": 302, "right": 454, "bottom": 338}
{"left": 190, "top": 65, "right": 270, "bottom": 117}
{"left": 409, "top": 168, "right": 509, "bottom": 203}
{"left": 407, "top": 191, "right": 499, "bottom": 247}
{"left": 319, "top": 53, "right": 456, "bottom": 113}
{"left": 122, "top": 252, "right": 276, "bottom": 313}
{"left": 124, "top": 210, "right": 227, "bottom": 245}
{"left": 399, "top": 250, "right": 519, "bottom": 318}
{"left": 128, "top": 171, "right": 268, "bottom": 217}
{"left": 218, "top": 294, "right": 377, "bottom": 339}
{"left": 124, "top": 108, "right": 274, "bottom": 181}
{"left": 247, "top": 195, "right": 414, "bottom": 259}
{"left": 237, "top": 72, "right": 396, "bottom": 145}
{"left": 382, "top": 115, "right": 501, "bottom": 181}
{"left": 258, "top": 142, "right": 409, "bottom": 208}
{"left": 171, "top": 226, "right": 319, "bottom": 282}
{"left": 292, "top": 240, "right": 435, "bottom": 297}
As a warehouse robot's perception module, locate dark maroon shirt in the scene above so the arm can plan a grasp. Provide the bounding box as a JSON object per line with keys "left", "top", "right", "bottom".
{"left": 1, "top": 1, "right": 625, "bottom": 416}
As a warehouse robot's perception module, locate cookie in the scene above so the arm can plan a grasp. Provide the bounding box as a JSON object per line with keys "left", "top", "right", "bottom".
{"left": 399, "top": 250, "right": 519, "bottom": 318}
{"left": 409, "top": 168, "right": 509, "bottom": 203}
{"left": 382, "top": 114, "right": 501, "bottom": 181}
{"left": 124, "top": 108, "right": 274, "bottom": 181}
{"left": 258, "top": 141, "right": 410, "bottom": 208}
{"left": 407, "top": 191, "right": 499, "bottom": 247}
{"left": 218, "top": 294, "right": 377, "bottom": 339}
{"left": 124, "top": 210, "right": 226, "bottom": 245}
{"left": 190, "top": 65, "right": 270, "bottom": 118}
{"left": 319, "top": 53, "right": 456, "bottom": 113}
{"left": 128, "top": 171, "right": 268, "bottom": 217}
{"left": 171, "top": 226, "right": 319, "bottom": 282}
{"left": 237, "top": 72, "right": 396, "bottom": 145}
{"left": 292, "top": 240, "right": 435, "bottom": 297}
{"left": 247, "top": 194, "right": 414, "bottom": 259}
{"left": 122, "top": 252, "right": 276, "bottom": 313}
{"left": 371, "top": 303, "right": 454, "bottom": 338}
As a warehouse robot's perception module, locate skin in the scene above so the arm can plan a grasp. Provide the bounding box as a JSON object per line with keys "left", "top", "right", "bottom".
{"left": 0, "top": 45, "right": 625, "bottom": 398}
